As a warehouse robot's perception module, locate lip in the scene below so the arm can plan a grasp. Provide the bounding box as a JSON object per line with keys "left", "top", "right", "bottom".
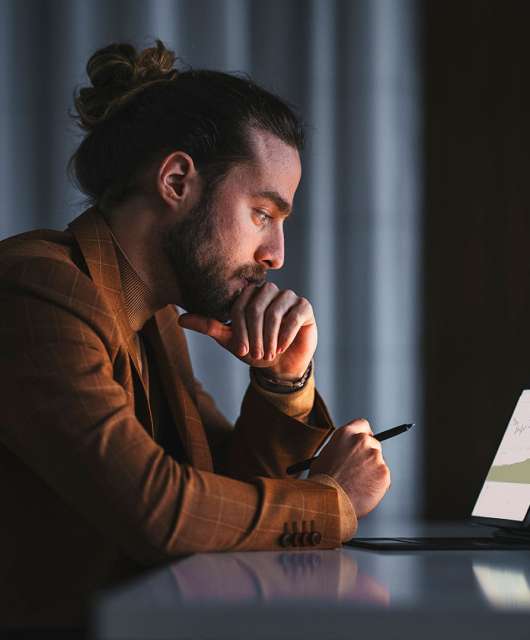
{"left": 236, "top": 277, "right": 266, "bottom": 292}
{"left": 233, "top": 278, "right": 249, "bottom": 296}
{"left": 246, "top": 277, "right": 266, "bottom": 287}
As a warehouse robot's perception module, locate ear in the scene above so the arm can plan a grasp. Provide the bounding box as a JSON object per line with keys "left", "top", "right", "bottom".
{"left": 157, "top": 151, "right": 199, "bottom": 208}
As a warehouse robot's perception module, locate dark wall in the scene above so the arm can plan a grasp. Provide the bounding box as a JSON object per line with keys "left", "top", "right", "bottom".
{"left": 423, "top": 2, "right": 530, "bottom": 518}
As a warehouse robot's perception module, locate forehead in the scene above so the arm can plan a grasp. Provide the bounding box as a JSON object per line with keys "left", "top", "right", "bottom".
{"left": 249, "top": 128, "right": 301, "bottom": 178}
{"left": 223, "top": 128, "right": 302, "bottom": 201}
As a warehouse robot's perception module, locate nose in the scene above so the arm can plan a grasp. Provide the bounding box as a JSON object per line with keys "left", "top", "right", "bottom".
{"left": 255, "top": 226, "right": 284, "bottom": 270}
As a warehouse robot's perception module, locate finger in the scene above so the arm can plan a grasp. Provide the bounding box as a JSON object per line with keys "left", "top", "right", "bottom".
{"left": 365, "top": 437, "right": 383, "bottom": 454}
{"left": 244, "top": 282, "right": 280, "bottom": 360}
{"left": 229, "top": 284, "right": 258, "bottom": 357}
{"left": 262, "top": 289, "right": 298, "bottom": 360}
{"left": 342, "top": 419, "right": 373, "bottom": 436}
{"left": 178, "top": 313, "right": 232, "bottom": 348}
{"left": 276, "top": 298, "right": 314, "bottom": 352}
{"left": 349, "top": 432, "right": 382, "bottom": 455}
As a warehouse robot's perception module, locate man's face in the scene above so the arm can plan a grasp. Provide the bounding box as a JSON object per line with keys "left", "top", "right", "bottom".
{"left": 163, "top": 129, "right": 302, "bottom": 322}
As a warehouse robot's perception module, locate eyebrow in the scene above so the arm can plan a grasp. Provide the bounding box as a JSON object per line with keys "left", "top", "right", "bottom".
{"left": 252, "top": 190, "right": 292, "bottom": 217}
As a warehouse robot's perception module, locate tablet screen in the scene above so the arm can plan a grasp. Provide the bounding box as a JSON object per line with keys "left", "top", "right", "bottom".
{"left": 472, "top": 390, "right": 530, "bottom": 522}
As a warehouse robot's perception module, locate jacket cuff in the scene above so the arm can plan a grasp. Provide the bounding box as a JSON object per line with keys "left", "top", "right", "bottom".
{"left": 249, "top": 363, "right": 315, "bottom": 421}
{"left": 228, "top": 381, "right": 335, "bottom": 480}
{"left": 307, "top": 473, "right": 358, "bottom": 542}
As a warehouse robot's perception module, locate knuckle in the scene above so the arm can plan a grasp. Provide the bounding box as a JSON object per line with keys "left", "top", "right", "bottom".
{"left": 343, "top": 424, "right": 359, "bottom": 436}
{"left": 353, "top": 418, "right": 370, "bottom": 430}
{"left": 246, "top": 305, "right": 263, "bottom": 322}
{"left": 343, "top": 418, "right": 372, "bottom": 435}
{"left": 292, "top": 309, "right": 303, "bottom": 322}
{"left": 264, "top": 304, "right": 284, "bottom": 323}
{"left": 351, "top": 433, "right": 370, "bottom": 449}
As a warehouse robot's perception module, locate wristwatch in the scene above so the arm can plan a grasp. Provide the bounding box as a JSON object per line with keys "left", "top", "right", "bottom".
{"left": 252, "top": 359, "right": 313, "bottom": 394}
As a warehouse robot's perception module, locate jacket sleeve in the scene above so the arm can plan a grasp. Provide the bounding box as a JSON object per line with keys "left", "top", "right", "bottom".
{"left": 0, "top": 257, "right": 343, "bottom": 567}
{"left": 194, "top": 366, "right": 336, "bottom": 480}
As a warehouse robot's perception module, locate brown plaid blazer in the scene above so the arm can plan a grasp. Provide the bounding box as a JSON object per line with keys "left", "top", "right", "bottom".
{"left": 0, "top": 207, "right": 341, "bottom": 626}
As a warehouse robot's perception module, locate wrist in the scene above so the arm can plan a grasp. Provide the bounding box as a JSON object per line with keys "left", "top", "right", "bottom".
{"left": 263, "top": 367, "right": 308, "bottom": 382}
{"left": 252, "top": 359, "right": 313, "bottom": 394}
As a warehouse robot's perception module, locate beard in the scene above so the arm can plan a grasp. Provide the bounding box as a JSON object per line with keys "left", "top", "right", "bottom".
{"left": 162, "top": 185, "right": 266, "bottom": 323}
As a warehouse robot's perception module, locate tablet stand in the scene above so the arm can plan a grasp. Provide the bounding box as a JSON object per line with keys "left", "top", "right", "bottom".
{"left": 492, "top": 526, "right": 530, "bottom": 544}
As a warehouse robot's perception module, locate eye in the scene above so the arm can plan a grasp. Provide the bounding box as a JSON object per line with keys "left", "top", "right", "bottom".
{"left": 253, "top": 209, "right": 273, "bottom": 226}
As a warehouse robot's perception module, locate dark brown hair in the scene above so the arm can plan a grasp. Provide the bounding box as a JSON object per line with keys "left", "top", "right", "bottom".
{"left": 68, "top": 39, "right": 304, "bottom": 210}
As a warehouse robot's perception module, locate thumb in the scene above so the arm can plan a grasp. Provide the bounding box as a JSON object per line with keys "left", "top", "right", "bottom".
{"left": 178, "top": 313, "right": 232, "bottom": 348}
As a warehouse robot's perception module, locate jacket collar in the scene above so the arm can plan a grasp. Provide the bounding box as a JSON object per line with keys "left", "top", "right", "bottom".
{"left": 68, "top": 205, "right": 137, "bottom": 352}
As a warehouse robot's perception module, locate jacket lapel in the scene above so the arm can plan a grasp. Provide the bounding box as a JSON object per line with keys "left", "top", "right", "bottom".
{"left": 143, "top": 308, "right": 213, "bottom": 472}
{"left": 67, "top": 207, "right": 152, "bottom": 434}
{"left": 68, "top": 206, "right": 213, "bottom": 472}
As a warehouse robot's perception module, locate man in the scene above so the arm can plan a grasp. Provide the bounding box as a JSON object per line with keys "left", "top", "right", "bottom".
{"left": 0, "top": 40, "right": 390, "bottom": 628}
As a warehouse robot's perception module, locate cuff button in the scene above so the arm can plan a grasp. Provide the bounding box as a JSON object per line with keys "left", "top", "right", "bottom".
{"left": 301, "top": 532, "right": 313, "bottom": 546}
{"left": 309, "top": 531, "right": 322, "bottom": 545}
{"left": 279, "top": 533, "right": 293, "bottom": 547}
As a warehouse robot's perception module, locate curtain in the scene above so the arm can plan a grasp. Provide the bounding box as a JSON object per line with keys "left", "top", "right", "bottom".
{"left": 0, "top": 0, "right": 422, "bottom": 518}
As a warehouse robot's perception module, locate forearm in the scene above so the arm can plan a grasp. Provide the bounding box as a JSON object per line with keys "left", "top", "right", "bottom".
{"left": 244, "top": 365, "right": 358, "bottom": 542}
{"left": 217, "top": 370, "right": 334, "bottom": 480}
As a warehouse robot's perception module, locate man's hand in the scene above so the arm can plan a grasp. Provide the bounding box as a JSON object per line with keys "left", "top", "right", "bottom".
{"left": 178, "top": 282, "right": 317, "bottom": 380}
{"left": 309, "top": 419, "right": 391, "bottom": 518}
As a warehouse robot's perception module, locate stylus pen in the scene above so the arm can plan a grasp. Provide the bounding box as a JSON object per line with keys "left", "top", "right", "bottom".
{"left": 285, "top": 422, "right": 414, "bottom": 475}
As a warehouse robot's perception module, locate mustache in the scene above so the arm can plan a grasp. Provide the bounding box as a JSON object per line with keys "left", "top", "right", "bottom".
{"left": 239, "top": 270, "right": 267, "bottom": 287}
{"left": 246, "top": 277, "right": 266, "bottom": 286}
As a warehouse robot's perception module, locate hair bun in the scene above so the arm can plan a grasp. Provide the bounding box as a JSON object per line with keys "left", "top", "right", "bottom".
{"left": 73, "top": 39, "right": 178, "bottom": 131}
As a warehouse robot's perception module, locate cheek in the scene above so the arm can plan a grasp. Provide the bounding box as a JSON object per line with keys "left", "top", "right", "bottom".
{"left": 213, "top": 199, "right": 259, "bottom": 269}
{"left": 218, "top": 215, "right": 253, "bottom": 258}
{"left": 209, "top": 229, "right": 242, "bottom": 277}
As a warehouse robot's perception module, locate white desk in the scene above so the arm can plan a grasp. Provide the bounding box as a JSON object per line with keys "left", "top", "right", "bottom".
{"left": 92, "top": 521, "right": 530, "bottom": 639}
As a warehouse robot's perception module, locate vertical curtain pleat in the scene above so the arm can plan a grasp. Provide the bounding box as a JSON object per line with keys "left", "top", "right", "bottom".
{"left": 306, "top": 0, "right": 338, "bottom": 411}
{"left": 368, "top": 0, "right": 422, "bottom": 518}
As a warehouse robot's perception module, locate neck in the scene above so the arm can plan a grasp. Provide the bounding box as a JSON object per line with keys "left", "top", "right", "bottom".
{"left": 102, "top": 198, "right": 183, "bottom": 312}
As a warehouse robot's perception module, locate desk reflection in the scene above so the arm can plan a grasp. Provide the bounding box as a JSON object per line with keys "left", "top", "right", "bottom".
{"left": 473, "top": 559, "right": 530, "bottom": 609}
{"left": 168, "top": 550, "right": 389, "bottom": 606}
{"left": 95, "top": 527, "right": 530, "bottom": 640}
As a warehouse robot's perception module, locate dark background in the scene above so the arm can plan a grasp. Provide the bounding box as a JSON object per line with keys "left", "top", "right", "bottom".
{"left": 423, "top": 1, "right": 530, "bottom": 518}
